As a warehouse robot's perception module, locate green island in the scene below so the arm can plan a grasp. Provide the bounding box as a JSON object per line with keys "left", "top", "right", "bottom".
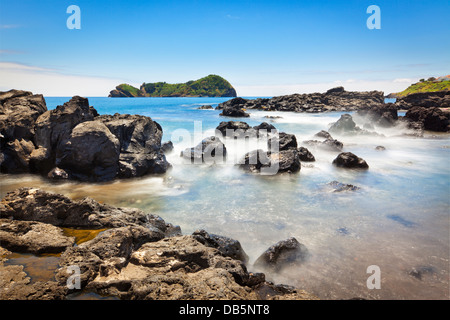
{"left": 109, "top": 74, "right": 237, "bottom": 97}
{"left": 387, "top": 76, "right": 450, "bottom": 98}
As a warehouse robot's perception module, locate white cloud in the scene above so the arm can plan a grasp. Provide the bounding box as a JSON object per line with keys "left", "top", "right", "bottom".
{"left": 235, "top": 78, "right": 419, "bottom": 97}
{"left": 0, "top": 62, "right": 126, "bottom": 96}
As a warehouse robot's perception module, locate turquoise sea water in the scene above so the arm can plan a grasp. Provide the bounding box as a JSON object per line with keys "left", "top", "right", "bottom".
{"left": 1, "top": 97, "right": 449, "bottom": 299}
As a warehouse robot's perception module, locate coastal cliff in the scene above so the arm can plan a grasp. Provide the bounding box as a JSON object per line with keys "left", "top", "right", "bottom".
{"left": 109, "top": 74, "right": 237, "bottom": 98}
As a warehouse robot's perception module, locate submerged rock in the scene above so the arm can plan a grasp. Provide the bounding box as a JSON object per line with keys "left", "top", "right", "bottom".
{"left": 332, "top": 152, "right": 369, "bottom": 169}
{"left": 297, "top": 147, "right": 315, "bottom": 162}
{"left": 327, "top": 181, "right": 360, "bottom": 192}
{"left": 238, "top": 149, "right": 301, "bottom": 174}
{"left": 254, "top": 237, "right": 309, "bottom": 272}
{"left": 181, "top": 136, "right": 227, "bottom": 163}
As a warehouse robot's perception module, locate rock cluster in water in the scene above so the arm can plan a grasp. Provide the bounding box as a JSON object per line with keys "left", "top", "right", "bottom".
{"left": 0, "top": 90, "right": 171, "bottom": 181}
{"left": 0, "top": 188, "right": 317, "bottom": 300}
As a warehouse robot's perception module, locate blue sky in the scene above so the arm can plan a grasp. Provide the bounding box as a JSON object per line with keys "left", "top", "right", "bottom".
{"left": 0, "top": 0, "right": 449, "bottom": 96}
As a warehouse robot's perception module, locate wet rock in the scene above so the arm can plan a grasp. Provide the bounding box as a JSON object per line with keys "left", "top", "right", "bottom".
{"left": 181, "top": 136, "right": 227, "bottom": 164}
{"left": 197, "top": 105, "right": 213, "bottom": 109}
{"left": 57, "top": 120, "right": 121, "bottom": 182}
{"left": 82, "top": 235, "right": 258, "bottom": 299}
{"left": 161, "top": 141, "right": 174, "bottom": 154}
{"left": 329, "top": 114, "right": 357, "bottom": 134}
{"left": 238, "top": 149, "right": 300, "bottom": 174}
{"left": 303, "top": 138, "right": 343, "bottom": 152}
{"left": 192, "top": 229, "right": 249, "bottom": 263}
{"left": 404, "top": 106, "right": 449, "bottom": 132}
{"left": 33, "top": 96, "right": 97, "bottom": 173}
{"left": 254, "top": 237, "right": 309, "bottom": 272}
{"left": 314, "top": 130, "right": 333, "bottom": 140}
{"left": 375, "top": 145, "right": 386, "bottom": 151}
{"left": 268, "top": 132, "right": 297, "bottom": 152}
{"left": 395, "top": 91, "right": 450, "bottom": 110}
{"left": 297, "top": 147, "right": 315, "bottom": 162}
{"left": 0, "top": 219, "right": 75, "bottom": 254}
{"left": 215, "top": 121, "right": 251, "bottom": 138}
{"left": 332, "top": 152, "right": 369, "bottom": 169}
{"left": 356, "top": 103, "right": 398, "bottom": 127}
{"left": 0, "top": 188, "right": 171, "bottom": 230}
{"left": 327, "top": 181, "right": 360, "bottom": 192}
{"left": 99, "top": 113, "right": 171, "bottom": 178}
{"left": 218, "top": 98, "right": 250, "bottom": 117}
{"left": 224, "top": 88, "right": 384, "bottom": 113}
{"left": 0, "top": 89, "right": 47, "bottom": 142}
{"left": 252, "top": 122, "right": 277, "bottom": 136}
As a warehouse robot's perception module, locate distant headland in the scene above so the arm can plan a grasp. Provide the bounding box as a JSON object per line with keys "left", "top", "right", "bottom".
{"left": 108, "top": 74, "right": 237, "bottom": 98}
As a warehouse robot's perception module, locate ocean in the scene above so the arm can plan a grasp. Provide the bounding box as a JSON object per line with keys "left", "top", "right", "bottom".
{"left": 1, "top": 96, "right": 449, "bottom": 299}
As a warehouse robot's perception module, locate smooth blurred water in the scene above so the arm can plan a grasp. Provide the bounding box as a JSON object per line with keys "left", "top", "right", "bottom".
{"left": 1, "top": 97, "right": 449, "bottom": 300}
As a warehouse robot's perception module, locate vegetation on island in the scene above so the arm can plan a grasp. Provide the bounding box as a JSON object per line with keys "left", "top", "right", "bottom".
{"left": 109, "top": 75, "right": 237, "bottom": 97}
{"left": 388, "top": 76, "right": 450, "bottom": 98}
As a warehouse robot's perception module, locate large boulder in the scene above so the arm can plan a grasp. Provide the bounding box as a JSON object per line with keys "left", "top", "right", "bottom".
{"left": 238, "top": 149, "right": 300, "bottom": 174}
{"left": 32, "top": 96, "right": 97, "bottom": 174}
{"left": 181, "top": 136, "right": 227, "bottom": 164}
{"left": 215, "top": 121, "right": 251, "bottom": 138}
{"left": 268, "top": 132, "right": 297, "bottom": 152}
{"left": 297, "top": 147, "right": 315, "bottom": 162}
{"left": 192, "top": 229, "right": 249, "bottom": 263}
{"left": 254, "top": 237, "right": 309, "bottom": 272}
{"left": 57, "top": 121, "right": 121, "bottom": 182}
{"left": 0, "top": 90, "right": 47, "bottom": 173}
{"left": 332, "top": 152, "right": 369, "bottom": 169}
{"left": 0, "top": 90, "right": 47, "bottom": 141}
{"left": 98, "top": 113, "right": 170, "bottom": 178}
{"left": 329, "top": 114, "right": 357, "bottom": 134}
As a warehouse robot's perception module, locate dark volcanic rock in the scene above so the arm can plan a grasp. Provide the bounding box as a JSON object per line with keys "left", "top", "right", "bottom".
{"left": 314, "top": 130, "right": 332, "bottom": 140}
{"left": 197, "top": 105, "right": 213, "bottom": 109}
{"left": 329, "top": 114, "right": 357, "bottom": 134}
{"left": 297, "top": 147, "right": 315, "bottom": 162}
{"left": 57, "top": 121, "right": 121, "bottom": 182}
{"left": 0, "top": 90, "right": 47, "bottom": 173}
{"left": 404, "top": 106, "right": 449, "bottom": 132}
{"left": 356, "top": 103, "right": 398, "bottom": 127}
{"left": 0, "top": 187, "right": 172, "bottom": 230}
{"left": 192, "top": 229, "right": 249, "bottom": 263}
{"left": 303, "top": 138, "right": 343, "bottom": 152}
{"left": 2, "top": 92, "right": 171, "bottom": 181}
{"left": 0, "top": 188, "right": 318, "bottom": 301}
{"left": 395, "top": 91, "right": 450, "bottom": 110}
{"left": 181, "top": 136, "right": 227, "bottom": 163}
{"left": 161, "top": 141, "right": 174, "bottom": 154}
{"left": 99, "top": 113, "right": 171, "bottom": 177}
{"left": 327, "top": 181, "right": 360, "bottom": 192}
{"left": 332, "top": 152, "right": 369, "bottom": 169}
{"left": 254, "top": 237, "right": 309, "bottom": 272}
{"left": 222, "top": 88, "right": 384, "bottom": 113}
{"left": 268, "top": 132, "right": 298, "bottom": 152}
{"left": 218, "top": 98, "right": 250, "bottom": 117}
{"left": 238, "top": 149, "right": 300, "bottom": 174}
{"left": 215, "top": 121, "right": 251, "bottom": 138}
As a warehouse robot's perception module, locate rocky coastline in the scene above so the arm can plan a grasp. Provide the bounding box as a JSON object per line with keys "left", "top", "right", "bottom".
{"left": 0, "top": 188, "right": 317, "bottom": 300}
{"left": 1, "top": 87, "right": 449, "bottom": 300}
